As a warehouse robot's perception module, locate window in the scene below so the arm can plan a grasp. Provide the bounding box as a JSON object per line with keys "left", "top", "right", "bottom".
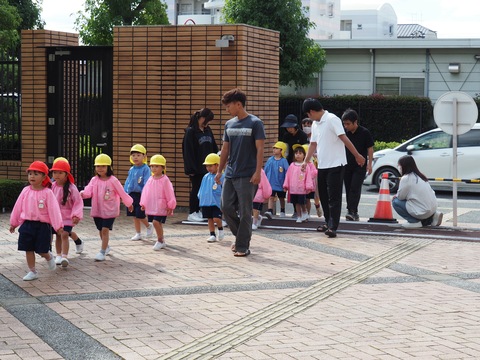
{"left": 341, "top": 20, "right": 352, "bottom": 32}
{"left": 376, "top": 77, "right": 424, "bottom": 96}
{"left": 410, "top": 132, "right": 451, "bottom": 150}
{"left": 458, "top": 129, "right": 480, "bottom": 147}
{"left": 328, "top": 2, "right": 334, "bottom": 17}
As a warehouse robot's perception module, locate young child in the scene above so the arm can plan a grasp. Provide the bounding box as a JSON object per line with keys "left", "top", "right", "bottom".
{"left": 197, "top": 153, "right": 225, "bottom": 242}
{"left": 140, "top": 154, "right": 176, "bottom": 251}
{"left": 124, "top": 144, "right": 153, "bottom": 241}
{"left": 283, "top": 145, "right": 315, "bottom": 223}
{"left": 264, "top": 141, "right": 289, "bottom": 218}
{"left": 9, "top": 161, "right": 63, "bottom": 281}
{"left": 252, "top": 169, "right": 272, "bottom": 230}
{"left": 50, "top": 159, "right": 84, "bottom": 267}
{"left": 302, "top": 144, "right": 320, "bottom": 220}
{"left": 80, "top": 154, "right": 133, "bottom": 261}
{"left": 51, "top": 157, "right": 85, "bottom": 257}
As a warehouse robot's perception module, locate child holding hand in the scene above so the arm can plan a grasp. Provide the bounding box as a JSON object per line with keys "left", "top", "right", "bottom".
{"left": 80, "top": 154, "right": 133, "bottom": 261}
{"left": 264, "top": 141, "right": 289, "bottom": 218}
{"left": 252, "top": 169, "right": 272, "bottom": 230}
{"left": 198, "top": 153, "right": 225, "bottom": 242}
{"left": 140, "top": 155, "right": 176, "bottom": 251}
{"left": 9, "top": 161, "right": 63, "bottom": 281}
{"left": 283, "top": 145, "right": 315, "bottom": 223}
{"left": 51, "top": 159, "right": 84, "bottom": 267}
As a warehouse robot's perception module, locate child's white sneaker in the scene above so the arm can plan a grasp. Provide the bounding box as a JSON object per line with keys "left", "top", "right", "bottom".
{"left": 218, "top": 230, "right": 225, "bottom": 241}
{"left": 105, "top": 246, "right": 111, "bottom": 256}
{"left": 280, "top": 212, "right": 286, "bottom": 218}
{"left": 23, "top": 271, "right": 38, "bottom": 281}
{"left": 207, "top": 235, "right": 217, "bottom": 242}
{"left": 256, "top": 215, "right": 263, "bottom": 227}
{"left": 130, "top": 233, "right": 142, "bottom": 241}
{"left": 94, "top": 252, "right": 106, "bottom": 261}
{"left": 55, "top": 255, "right": 62, "bottom": 265}
{"left": 75, "top": 241, "right": 84, "bottom": 254}
{"left": 263, "top": 211, "right": 273, "bottom": 219}
{"left": 146, "top": 223, "right": 154, "bottom": 238}
{"left": 47, "top": 253, "right": 56, "bottom": 270}
{"left": 61, "top": 258, "right": 69, "bottom": 268}
{"left": 153, "top": 241, "right": 166, "bottom": 251}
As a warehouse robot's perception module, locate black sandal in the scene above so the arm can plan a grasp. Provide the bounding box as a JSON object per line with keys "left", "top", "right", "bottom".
{"left": 325, "top": 229, "right": 337, "bottom": 238}
{"left": 317, "top": 224, "right": 328, "bottom": 232}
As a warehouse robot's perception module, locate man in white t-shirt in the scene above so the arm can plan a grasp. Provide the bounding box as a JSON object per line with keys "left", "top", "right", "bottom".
{"left": 301, "top": 98, "right": 365, "bottom": 238}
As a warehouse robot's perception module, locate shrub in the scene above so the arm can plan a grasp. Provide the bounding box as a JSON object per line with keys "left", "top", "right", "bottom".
{"left": 374, "top": 140, "right": 401, "bottom": 152}
{"left": 0, "top": 179, "right": 26, "bottom": 211}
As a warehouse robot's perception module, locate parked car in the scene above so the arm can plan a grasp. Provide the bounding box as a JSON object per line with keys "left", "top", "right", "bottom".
{"left": 364, "top": 123, "right": 480, "bottom": 192}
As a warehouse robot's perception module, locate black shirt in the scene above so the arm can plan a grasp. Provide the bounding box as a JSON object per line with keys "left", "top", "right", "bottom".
{"left": 345, "top": 125, "right": 374, "bottom": 168}
{"left": 282, "top": 129, "right": 308, "bottom": 164}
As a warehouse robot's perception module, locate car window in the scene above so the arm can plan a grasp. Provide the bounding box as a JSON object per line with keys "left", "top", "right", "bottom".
{"left": 409, "top": 132, "right": 451, "bottom": 150}
{"left": 458, "top": 129, "right": 480, "bottom": 147}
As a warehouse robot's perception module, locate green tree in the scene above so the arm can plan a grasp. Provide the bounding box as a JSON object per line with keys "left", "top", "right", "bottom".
{"left": 75, "top": 0, "right": 170, "bottom": 46}
{"left": 0, "top": 0, "right": 21, "bottom": 52}
{"left": 9, "top": 0, "right": 45, "bottom": 31}
{"left": 222, "top": 0, "right": 326, "bottom": 89}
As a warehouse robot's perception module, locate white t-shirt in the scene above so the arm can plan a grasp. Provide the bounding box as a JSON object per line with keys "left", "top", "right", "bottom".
{"left": 310, "top": 110, "right": 347, "bottom": 169}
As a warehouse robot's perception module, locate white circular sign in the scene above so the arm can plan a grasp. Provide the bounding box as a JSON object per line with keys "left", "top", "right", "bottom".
{"left": 434, "top": 91, "right": 478, "bottom": 135}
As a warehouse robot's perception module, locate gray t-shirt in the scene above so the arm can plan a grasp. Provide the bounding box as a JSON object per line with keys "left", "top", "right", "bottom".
{"left": 223, "top": 114, "right": 266, "bottom": 178}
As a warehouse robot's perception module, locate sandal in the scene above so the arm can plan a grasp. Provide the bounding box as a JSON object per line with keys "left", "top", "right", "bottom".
{"left": 325, "top": 229, "right": 337, "bottom": 238}
{"left": 234, "top": 249, "right": 251, "bottom": 257}
{"left": 231, "top": 244, "right": 236, "bottom": 252}
{"left": 316, "top": 224, "right": 328, "bottom": 232}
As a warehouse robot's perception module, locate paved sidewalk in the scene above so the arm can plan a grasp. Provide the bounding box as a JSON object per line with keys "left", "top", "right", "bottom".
{"left": 1, "top": 210, "right": 480, "bottom": 359}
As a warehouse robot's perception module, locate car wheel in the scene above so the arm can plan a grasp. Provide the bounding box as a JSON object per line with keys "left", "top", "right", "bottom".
{"left": 374, "top": 167, "right": 400, "bottom": 193}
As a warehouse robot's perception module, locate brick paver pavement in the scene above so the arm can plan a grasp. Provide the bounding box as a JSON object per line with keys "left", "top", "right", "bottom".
{"left": 1, "top": 210, "right": 480, "bottom": 359}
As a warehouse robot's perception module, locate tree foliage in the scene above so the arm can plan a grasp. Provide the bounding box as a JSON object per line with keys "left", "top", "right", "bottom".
{"left": 0, "top": 0, "right": 21, "bottom": 52}
{"left": 75, "top": 0, "right": 170, "bottom": 46}
{"left": 222, "top": 0, "right": 326, "bottom": 88}
{"left": 1, "top": 0, "right": 44, "bottom": 53}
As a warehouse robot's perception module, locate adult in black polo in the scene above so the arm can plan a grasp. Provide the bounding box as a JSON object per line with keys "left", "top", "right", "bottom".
{"left": 342, "top": 109, "right": 374, "bottom": 221}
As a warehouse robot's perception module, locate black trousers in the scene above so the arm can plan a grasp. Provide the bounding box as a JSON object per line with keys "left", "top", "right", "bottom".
{"left": 317, "top": 165, "right": 345, "bottom": 231}
{"left": 344, "top": 165, "right": 366, "bottom": 214}
{"left": 189, "top": 174, "right": 204, "bottom": 214}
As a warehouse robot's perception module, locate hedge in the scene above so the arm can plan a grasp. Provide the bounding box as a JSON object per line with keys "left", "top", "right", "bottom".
{"left": 279, "top": 94, "right": 435, "bottom": 143}
{"left": 0, "top": 179, "right": 26, "bottom": 211}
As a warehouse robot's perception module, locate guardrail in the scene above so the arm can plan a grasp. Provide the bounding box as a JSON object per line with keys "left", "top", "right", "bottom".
{"left": 428, "top": 178, "right": 480, "bottom": 184}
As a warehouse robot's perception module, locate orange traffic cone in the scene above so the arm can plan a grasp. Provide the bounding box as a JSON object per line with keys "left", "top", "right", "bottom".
{"left": 368, "top": 173, "right": 398, "bottom": 223}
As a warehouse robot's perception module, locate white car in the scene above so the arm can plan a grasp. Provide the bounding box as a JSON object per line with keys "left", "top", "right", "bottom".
{"left": 364, "top": 123, "right": 480, "bottom": 192}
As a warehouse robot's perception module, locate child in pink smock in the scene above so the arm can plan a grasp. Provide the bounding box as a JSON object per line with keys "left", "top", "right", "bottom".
{"left": 283, "top": 145, "right": 315, "bottom": 223}
{"left": 50, "top": 159, "right": 84, "bottom": 267}
{"left": 140, "top": 154, "right": 177, "bottom": 251}
{"left": 80, "top": 154, "right": 133, "bottom": 261}
{"left": 252, "top": 169, "right": 272, "bottom": 230}
{"left": 9, "top": 161, "right": 63, "bottom": 281}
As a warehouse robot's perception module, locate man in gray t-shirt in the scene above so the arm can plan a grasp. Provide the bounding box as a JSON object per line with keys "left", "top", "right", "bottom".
{"left": 215, "top": 88, "right": 266, "bottom": 257}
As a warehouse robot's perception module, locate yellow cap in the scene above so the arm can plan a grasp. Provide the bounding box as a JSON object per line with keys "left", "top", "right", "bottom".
{"left": 273, "top": 141, "right": 287, "bottom": 157}
{"left": 94, "top": 154, "right": 112, "bottom": 166}
{"left": 203, "top": 153, "right": 220, "bottom": 165}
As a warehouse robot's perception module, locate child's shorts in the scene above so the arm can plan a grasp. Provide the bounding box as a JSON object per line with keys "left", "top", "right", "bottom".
{"left": 126, "top": 192, "right": 146, "bottom": 219}
{"left": 93, "top": 217, "right": 115, "bottom": 231}
{"left": 289, "top": 194, "right": 306, "bottom": 205}
{"left": 306, "top": 191, "right": 315, "bottom": 199}
{"left": 52, "top": 225, "right": 73, "bottom": 235}
{"left": 252, "top": 202, "right": 263, "bottom": 211}
{"left": 18, "top": 220, "right": 51, "bottom": 253}
{"left": 201, "top": 206, "right": 222, "bottom": 219}
{"left": 149, "top": 215, "right": 167, "bottom": 224}
{"left": 271, "top": 190, "right": 287, "bottom": 199}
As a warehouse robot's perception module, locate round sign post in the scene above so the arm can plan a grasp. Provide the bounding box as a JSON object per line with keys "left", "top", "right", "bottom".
{"left": 433, "top": 91, "right": 478, "bottom": 227}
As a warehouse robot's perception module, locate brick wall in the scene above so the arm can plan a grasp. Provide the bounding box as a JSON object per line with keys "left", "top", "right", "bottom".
{"left": 7, "top": 25, "right": 279, "bottom": 208}
{"left": 112, "top": 25, "right": 279, "bottom": 207}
